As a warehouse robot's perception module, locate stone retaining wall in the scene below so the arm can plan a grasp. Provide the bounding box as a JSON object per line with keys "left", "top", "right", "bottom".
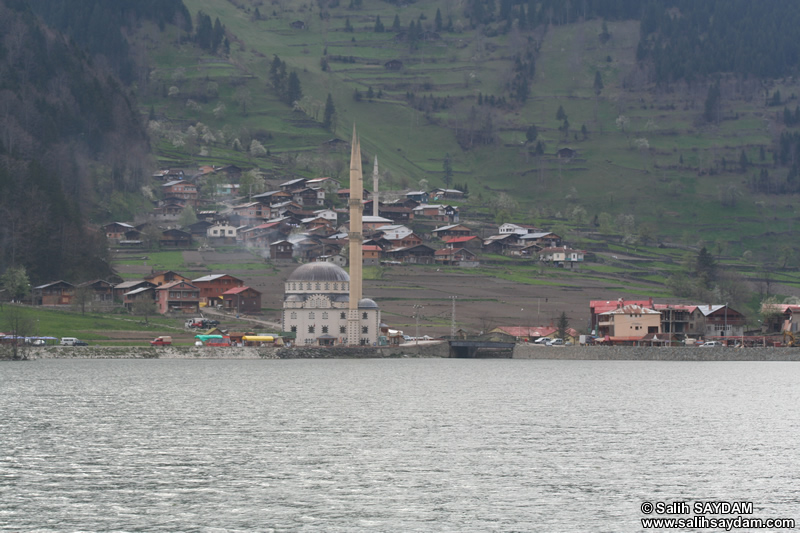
{"left": 14, "top": 343, "right": 798, "bottom": 361}
{"left": 18, "top": 342, "right": 450, "bottom": 360}
{"left": 513, "top": 345, "right": 800, "bottom": 361}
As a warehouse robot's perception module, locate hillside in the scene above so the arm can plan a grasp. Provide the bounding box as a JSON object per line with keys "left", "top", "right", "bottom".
{"left": 5, "top": 0, "right": 800, "bottom": 321}
{"left": 130, "top": 0, "right": 800, "bottom": 258}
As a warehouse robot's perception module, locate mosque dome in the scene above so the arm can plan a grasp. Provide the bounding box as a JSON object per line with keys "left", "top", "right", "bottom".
{"left": 358, "top": 298, "right": 379, "bottom": 309}
{"left": 287, "top": 262, "right": 350, "bottom": 282}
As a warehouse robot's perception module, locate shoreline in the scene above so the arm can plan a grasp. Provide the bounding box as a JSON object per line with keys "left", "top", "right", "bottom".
{"left": 6, "top": 343, "right": 800, "bottom": 361}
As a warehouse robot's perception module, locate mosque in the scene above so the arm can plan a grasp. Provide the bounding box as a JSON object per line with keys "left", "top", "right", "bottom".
{"left": 281, "top": 126, "right": 381, "bottom": 346}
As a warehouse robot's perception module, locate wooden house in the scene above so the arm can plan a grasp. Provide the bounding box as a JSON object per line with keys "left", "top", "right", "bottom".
{"left": 155, "top": 280, "right": 200, "bottom": 314}
{"left": 222, "top": 286, "right": 262, "bottom": 314}
{"left": 192, "top": 274, "right": 244, "bottom": 307}
{"left": 32, "top": 281, "right": 74, "bottom": 306}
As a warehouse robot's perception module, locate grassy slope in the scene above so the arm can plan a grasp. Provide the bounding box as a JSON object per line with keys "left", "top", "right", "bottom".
{"left": 131, "top": 0, "right": 800, "bottom": 316}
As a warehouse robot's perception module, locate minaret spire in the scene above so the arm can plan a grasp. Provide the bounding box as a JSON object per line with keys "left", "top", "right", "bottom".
{"left": 372, "top": 156, "right": 379, "bottom": 217}
{"left": 347, "top": 124, "right": 364, "bottom": 345}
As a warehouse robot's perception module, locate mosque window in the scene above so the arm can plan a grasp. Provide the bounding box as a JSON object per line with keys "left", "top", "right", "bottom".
{"left": 308, "top": 325, "right": 315, "bottom": 334}
{"left": 340, "top": 326, "right": 346, "bottom": 334}
{"left": 316, "top": 282, "right": 321, "bottom": 290}
{"left": 309, "top": 312, "right": 315, "bottom": 319}
{"left": 322, "top": 326, "right": 329, "bottom": 334}
{"left": 322, "top": 312, "right": 328, "bottom": 319}
{"left": 362, "top": 312, "right": 368, "bottom": 320}
{"left": 340, "top": 312, "right": 346, "bottom": 319}
{"left": 362, "top": 326, "right": 368, "bottom": 334}
{"left": 290, "top": 312, "right": 297, "bottom": 319}
{"left": 306, "top": 283, "right": 311, "bottom": 290}
{"left": 333, "top": 283, "right": 337, "bottom": 290}
{"left": 325, "top": 283, "right": 329, "bottom": 290}
{"left": 291, "top": 326, "right": 297, "bottom": 333}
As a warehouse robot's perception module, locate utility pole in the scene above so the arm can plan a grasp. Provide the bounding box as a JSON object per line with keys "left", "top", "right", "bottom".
{"left": 413, "top": 304, "right": 423, "bottom": 345}
{"left": 451, "top": 296, "right": 457, "bottom": 339}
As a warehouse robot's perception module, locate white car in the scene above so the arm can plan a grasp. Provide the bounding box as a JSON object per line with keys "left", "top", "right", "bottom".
{"left": 546, "top": 338, "right": 564, "bottom": 346}
{"left": 533, "top": 337, "right": 549, "bottom": 345}
{"left": 700, "top": 341, "right": 723, "bottom": 347}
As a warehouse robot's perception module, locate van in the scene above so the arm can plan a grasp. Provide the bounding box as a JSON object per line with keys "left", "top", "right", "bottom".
{"left": 150, "top": 336, "right": 172, "bottom": 346}
{"left": 60, "top": 337, "right": 79, "bottom": 346}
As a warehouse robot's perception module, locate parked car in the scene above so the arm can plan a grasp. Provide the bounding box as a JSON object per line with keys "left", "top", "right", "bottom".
{"left": 74, "top": 340, "right": 89, "bottom": 346}
{"left": 150, "top": 336, "right": 173, "bottom": 346}
{"left": 700, "top": 341, "right": 723, "bottom": 347}
{"left": 60, "top": 337, "right": 79, "bottom": 346}
{"left": 546, "top": 338, "right": 564, "bottom": 346}
{"left": 533, "top": 337, "right": 550, "bottom": 345}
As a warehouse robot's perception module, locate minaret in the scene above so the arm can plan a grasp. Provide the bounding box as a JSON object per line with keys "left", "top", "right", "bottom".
{"left": 372, "top": 156, "right": 379, "bottom": 217}
{"left": 347, "top": 125, "right": 364, "bottom": 345}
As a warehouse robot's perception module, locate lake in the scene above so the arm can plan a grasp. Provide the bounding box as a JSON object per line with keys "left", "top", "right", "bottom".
{"left": 1, "top": 358, "right": 798, "bottom": 532}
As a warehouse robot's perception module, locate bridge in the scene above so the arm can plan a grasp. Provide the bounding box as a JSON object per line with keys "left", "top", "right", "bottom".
{"left": 448, "top": 339, "right": 516, "bottom": 358}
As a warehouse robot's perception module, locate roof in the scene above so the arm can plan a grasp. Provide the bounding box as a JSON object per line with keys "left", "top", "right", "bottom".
{"left": 520, "top": 232, "right": 555, "bottom": 240}
{"left": 124, "top": 287, "right": 153, "bottom": 297}
{"left": 193, "top": 274, "right": 241, "bottom": 283}
{"left": 599, "top": 304, "right": 661, "bottom": 316}
{"left": 358, "top": 298, "right": 379, "bottom": 309}
{"left": 287, "top": 262, "right": 350, "bottom": 282}
{"left": 445, "top": 236, "right": 479, "bottom": 243}
{"left": 223, "top": 286, "right": 260, "bottom": 295}
{"left": 157, "top": 280, "right": 198, "bottom": 290}
{"left": 33, "top": 280, "right": 74, "bottom": 289}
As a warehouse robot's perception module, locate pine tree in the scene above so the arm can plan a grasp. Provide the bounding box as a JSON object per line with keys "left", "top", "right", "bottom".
{"left": 374, "top": 15, "right": 384, "bottom": 32}
{"left": 286, "top": 72, "right": 302, "bottom": 105}
{"left": 392, "top": 14, "right": 401, "bottom": 31}
{"left": 323, "top": 93, "right": 336, "bottom": 130}
{"left": 434, "top": 8, "right": 443, "bottom": 31}
{"left": 443, "top": 153, "right": 453, "bottom": 187}
{"left": 593, "top": 71, "right": 604, "bottom": 96}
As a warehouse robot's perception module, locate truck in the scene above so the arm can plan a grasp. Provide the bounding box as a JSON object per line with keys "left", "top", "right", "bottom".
{"left": 150, "top": 336, "right": 173, "bottom": 346}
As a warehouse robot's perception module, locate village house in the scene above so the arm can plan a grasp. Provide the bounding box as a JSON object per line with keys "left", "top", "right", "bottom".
{"left": 279, "top": 178, "right": 308, "bottom": 192}
{"left": 232, "top": 202, "right": 265, "bottom": 222}
{"left": 377, "top": 204, "right": 413, "bottom": 223}
{"left": 162, "top": 180, "right": 198, "bottom": 206}
{"left": 375, "top": 224, "right": 413, "bottom": 241}
{"left": 113, "top": 280, "right": 156, "bottom": 301}
{"left": 155, "top": 280, "right": 200, "bottom": 314}
{"left": 269, "top": 200, "right": 302, "bottom": 218}
{"left": 499, "top": 223, "right": 542, "bottom": 235}
{"left": 482, "top": 233, "right": 522, "bottom": 255}
{"left": 207, "top": 223, "right": 239, "bottom": 241}
{"left": 187, "top": 219, "right": 214, "bottom": 237}
{"left": 760, "top": 302, "right": 800, "bottom": 334}
{"left": 270, "top": 240, "right": 294, "bottom": 261}
{"left": 431, "top": 224, "right": 472, "bottom": 239}
{"left": 222, "top": 286, "right": 262, "bottom": 314}
{"left": 596, "top": 304, "right": 662, "bottom": 343}
{"left": 215, "top": 183, "right": 240, "bottom": 197}
{"left": 32, "top": 281, "right": 74, "bottom": 306}
{"left": 384, "top": 59, "right": 403, "bottom": 70}
{"left": 430, "top": 188, "right": 466, "bottom": 200}
{"left": 103, "top": 222, "right": 136, "bottom": 241}
{"left": 78, "top": 279, "right": 115, "bottom": 304}
{"left": 306, "top": 177, "right": 341, "bottom": 190}
{"left": 253, "top": 190, "right": 293, "bottom": 206}
{"left": 434, "top": 247, "right": 479, "bottom": 267}
{"left": 145, "top": 270, "right": 191, "bottom": 287}
{"left": 490, "top": 326, "right": 578, "bottom": 343}
{"left": 384, "top": 231, "right": 423, "bottom": 250}
{"left": 123, "top": 286, "right": 155, "bottom": 310}
{"left": 363, "top": 245, "right": 383, "bottom": 266}
{"left": 386, "top": 244, "right": 437, "bottom": 264}
{"left": 444, "top": 236, "right": 482, "bottom": 251}
{"left": 405, "top": 191, "right": 429, "bottom": 203}
{"left": 192, "top": 274, "right": 244, "bottom": 307}
{"left": 361, "top": 215, "right": 394, "bottom": 232}
{"left": 292, "top": 187, "right": 325, "bottom": 206}
{"left": 538, "top": 246, "right": 585, "bottom": 268}
{"left": 519, "top": 232, "right": 561, "bottom": 248}
{"left": 159, "top": 228, "right": 192, "bottom": 248}
{"left": 412, "top": 204, "right": 459, "bottom": 223}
